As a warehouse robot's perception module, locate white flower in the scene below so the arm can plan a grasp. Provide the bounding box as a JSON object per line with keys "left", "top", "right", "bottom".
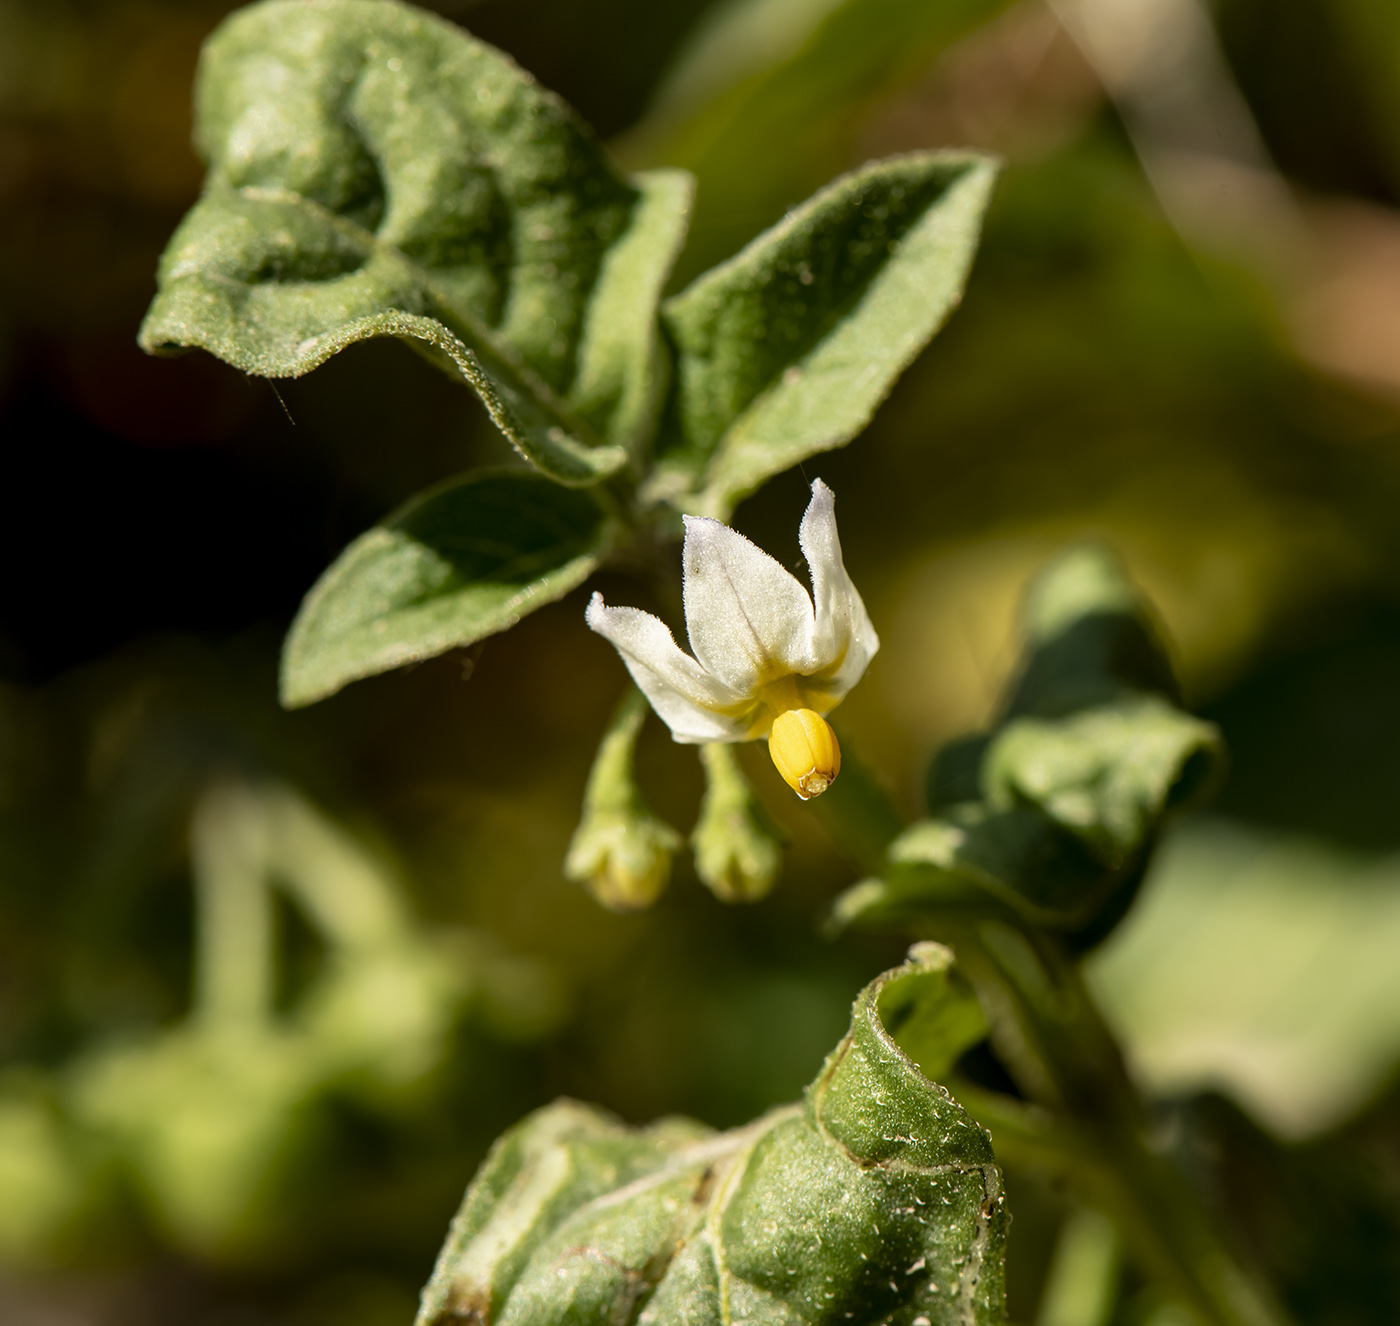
{"left": 586, "top": 480, "right": 878, "bottom": 797}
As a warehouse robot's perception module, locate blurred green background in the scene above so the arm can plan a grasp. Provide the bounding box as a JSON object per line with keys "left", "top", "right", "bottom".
{"left": 5, "top": 0, "right": 1400, "bottom": 1321}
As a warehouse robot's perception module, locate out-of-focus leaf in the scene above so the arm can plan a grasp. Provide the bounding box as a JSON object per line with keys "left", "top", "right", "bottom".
{"left": 1087, "top": 816, "right": 1400, "bottom": 1140}
{"left": 572, "top": 169, "right": 695, "bottom": 462}
{"left": 0, "top": 1082, "right": 90, "bottom": 1267}
{"left": 281, "top": 471, "right": 611, "bottom": 709}
{"left": 42, "top": 780, "right": 563, "bottom": 1261}
{"left": 139, "top": 0, "right": 694, "bottom": 483}
{"left": 985, "top": 697, "right": 1221, "bottom": 870}
{"left": 835, "top": 545, "right": 1223, "bottom": 940}
{"left": 70, "top": 1024, "right": 321, "bottom": 1258}
{"left": 627, "top": 0, "right": 1013, "bottom": 275}
{"left": 649, "top": 152, "right": 998, "bottom": 517}
{"left": 417, "top": 945, "right": 1008, "bottom": 1326}
{"left": 847, "top": 804, "right": 1114, "bottom": 933}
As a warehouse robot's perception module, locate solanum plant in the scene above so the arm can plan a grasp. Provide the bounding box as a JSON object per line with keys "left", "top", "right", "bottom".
{"left": 141, "top": 2, "right": 1296, "bottom": 1323}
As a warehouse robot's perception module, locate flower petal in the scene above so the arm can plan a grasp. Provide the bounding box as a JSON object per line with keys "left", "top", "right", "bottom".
{"left": 586, "top": 593, "right": 751, "bottom": 742}
{"left": 799, "top": 479, "right": 879, "bottom": 699}
{"left": 681, "top": 516, "right": 817, "bottom": 694}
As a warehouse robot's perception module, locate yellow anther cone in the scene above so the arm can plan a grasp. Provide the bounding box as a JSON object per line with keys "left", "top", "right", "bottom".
{"left": 768, "top": 709, "right": 841, "bottom": 799}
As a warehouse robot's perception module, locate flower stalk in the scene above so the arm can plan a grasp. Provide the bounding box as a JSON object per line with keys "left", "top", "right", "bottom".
{"left": 564, "top": 688, "right": 681, "bottom": 912}
{"left": 692, "top": 743, "right": 784, "bottom": 903}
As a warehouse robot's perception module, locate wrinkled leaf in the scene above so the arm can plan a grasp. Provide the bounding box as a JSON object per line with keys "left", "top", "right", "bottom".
{"left": 878, "top": 941, "right": 989, "bottom": 1083}
{"left": 857, "top": 806, "right": 1114, "bottom": 933}
{"left": 281, "top": 471, "right": 611, "bottom": 708}
{"left": 648, "top": 152, "right": 998, "bottom": 517}
{"left": 139, "top": 0, "right": 693, "bottom": 483}
{"left": 417, "top": 944, "right": 1007, "bottom": 1326}
{"left": 835, "top": 545, "right": 1223, "bottom": 940}
{"left": 985, "top": 697, "right": 1220, "bottom": 870}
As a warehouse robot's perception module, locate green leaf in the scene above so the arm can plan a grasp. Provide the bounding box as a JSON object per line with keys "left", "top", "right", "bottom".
{"left": 570, "top": 168, "right": 695, "bottom": 460}
{"left": 879, "top": 807, "right": 1113, "bottom": 932}
{"left": 649, "top": 151, "right": 998, "bottom": 517}
{"left": 878, "top": 941, "right": 989, "bottom": 1083}
{"left": 138, "top": 0, "right": 694, "bottom": 484}
{"left": 985, "top": 697, "right": 1221, "bottom": 870}
{"left": 417, "top": 945, "right": 1007, "bottom": 1326}
{"left": 834, "top": 545, "right": 1224, "bottom": 940}
{"left": 280, "top": 471, "right": 611, "bottom": 708}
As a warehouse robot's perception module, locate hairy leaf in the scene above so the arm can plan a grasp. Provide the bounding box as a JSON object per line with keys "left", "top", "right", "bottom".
{"left": 139, "top": 0, "right": 692, "bottom": 483}
{"left": 417, "top": 945, "right": 1007, "bottom": 1326}
{"left": 834, "top": 545, "right": 1223, "bottom": 941}
{"left": 985, "top": 697, "right": 1219, "bottom": 870}
{"left": 648, "top": 152, "right": 998, "bottom": 517}
{"left": 281, "top": 472, "right": 611, "bottom": 707}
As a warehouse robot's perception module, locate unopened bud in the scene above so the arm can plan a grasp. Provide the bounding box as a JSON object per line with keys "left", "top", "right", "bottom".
{"left": 566, "top": 808, "right": 679, "bottom": 912}
{"left": 768, "top": 708, "right": 841, "bottom": 799}
{"left": 692, "top": 744, "right": 783, "bottom": 903}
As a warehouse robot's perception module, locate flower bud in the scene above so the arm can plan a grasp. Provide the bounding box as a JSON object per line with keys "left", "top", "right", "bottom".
{"left": 768, "top": 708, "right": 841, "bottom": 799}
{"left": 692, "top": 744, "right": 783, "bottom": 903}
{"left": 565, "top": 809, "right": 679, "bottom": 912}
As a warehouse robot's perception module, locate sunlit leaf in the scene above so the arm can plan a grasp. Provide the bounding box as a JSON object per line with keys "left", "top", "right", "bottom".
{"left": 649, "top": 151, "right": 998, "bottom": 517}
{"left": 139, "top": 0, "right": 693, "bottom": 484}
{"left": 985, "top": 698, "right": 1220, "bottom": 870}
{"left": 281, "top": 472, "right": 611, "bottom": 708}
{"left": 417, "top": 945, "right": 1007, "bottom": 1326}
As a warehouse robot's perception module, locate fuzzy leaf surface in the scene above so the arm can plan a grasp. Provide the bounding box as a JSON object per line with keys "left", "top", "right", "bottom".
{"left": 139, "top": 0, "right": 692, "bottom": 482}
{"left": 281, "top": 472, "right": 610, "bottom": 707}
{"left": 651, "top": 151, "right": 997, "bottom": 516}
{"left": 416, "top": 946, "right": 1007, "bottom": 1326}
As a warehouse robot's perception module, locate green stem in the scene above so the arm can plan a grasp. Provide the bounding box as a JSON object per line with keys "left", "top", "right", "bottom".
{"left": 190, "top": 783, "right": 273, "bottom": 1030}
{"left": 581, "top": 687, "right": 651, "bottom": 814}
{"left": 1036, "top": 1205, "right": 1120, "bottom": 1326}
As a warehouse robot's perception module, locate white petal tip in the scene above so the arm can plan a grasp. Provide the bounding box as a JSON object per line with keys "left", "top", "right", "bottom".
{"left": 682, "top": 513, "right": 724, "bottom": 535}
